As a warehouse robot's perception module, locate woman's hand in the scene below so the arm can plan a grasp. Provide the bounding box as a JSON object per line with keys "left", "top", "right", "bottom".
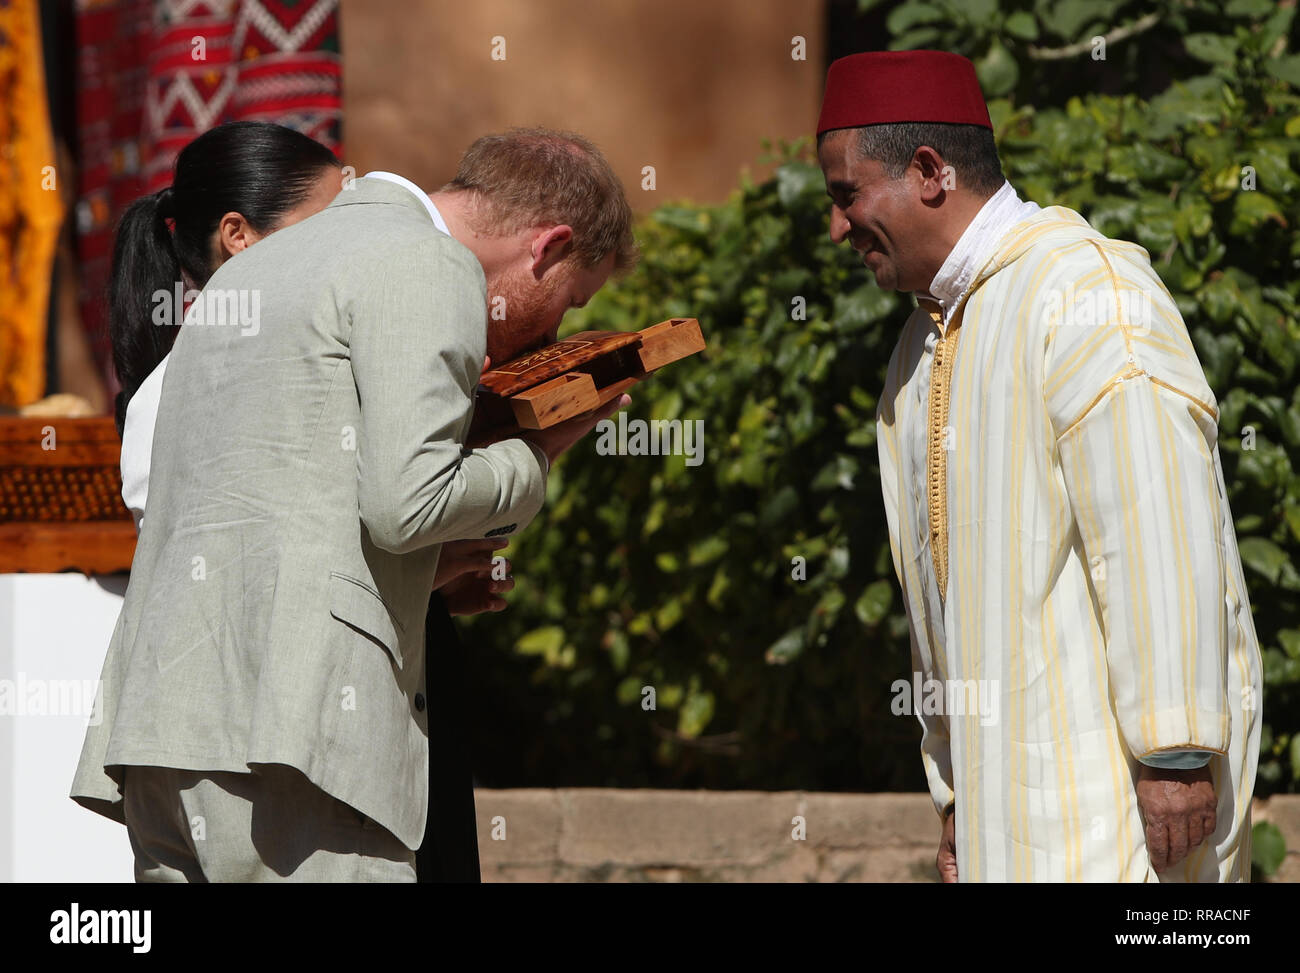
{"left": 441, "top": 562, "right": 514, "bottom": 616}
{"left": 433, "top": 537, "right": 515, "bottom": 616}
{"left": 432, "top": 537, "right": 508, "bottom": 591}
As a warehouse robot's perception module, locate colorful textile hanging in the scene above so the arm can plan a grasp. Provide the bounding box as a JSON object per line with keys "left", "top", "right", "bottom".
{"left": 74, "top": 0, "right": 342, "bottom": 397}
{"left": 0, "top": 0, "right": 64, "bottom": 408}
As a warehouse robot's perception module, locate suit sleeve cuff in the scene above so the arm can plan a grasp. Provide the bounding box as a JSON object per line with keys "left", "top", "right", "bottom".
{"left": 522, "top": 438, "right": 550, "bottom": 478}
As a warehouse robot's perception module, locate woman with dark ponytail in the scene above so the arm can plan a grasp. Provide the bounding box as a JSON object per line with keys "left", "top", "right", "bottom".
{"left": 109, "top": 120, "right": 342, "bottom": 463}
{"left": 109, "top": 184, "right": 186, "bottom": 439}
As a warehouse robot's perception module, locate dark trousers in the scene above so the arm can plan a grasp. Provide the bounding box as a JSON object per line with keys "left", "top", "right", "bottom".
{"left": 414, "top": 592, "right": 481, "bottom": 882}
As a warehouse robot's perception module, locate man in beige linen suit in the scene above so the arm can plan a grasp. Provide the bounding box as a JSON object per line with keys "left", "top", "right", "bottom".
{"left": 71, "top": 129, "right": 637, "bottom": 881}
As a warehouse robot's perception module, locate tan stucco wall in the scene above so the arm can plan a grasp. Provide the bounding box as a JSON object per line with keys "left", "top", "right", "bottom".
{"left": 340, "top": 0, "right": 825, "bottom": 208}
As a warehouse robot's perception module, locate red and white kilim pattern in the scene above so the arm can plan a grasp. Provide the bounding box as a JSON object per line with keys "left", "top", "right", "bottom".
{"left": 74, "top": 0, "right": 342, "bottom": 393}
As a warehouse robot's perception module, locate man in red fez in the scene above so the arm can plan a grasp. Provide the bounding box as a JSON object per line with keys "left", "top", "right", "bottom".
{"left": 817, "top": 50, "right": 1262, "bottom": 883}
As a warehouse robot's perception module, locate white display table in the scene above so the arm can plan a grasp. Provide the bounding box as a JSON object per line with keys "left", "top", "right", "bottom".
{"left": 0, "top": 572, "right": 136, "bottom": 881}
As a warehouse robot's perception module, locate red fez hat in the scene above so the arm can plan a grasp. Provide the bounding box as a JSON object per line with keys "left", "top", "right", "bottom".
{"left": 817, "top": 50, "right": 992, "bottom": 135}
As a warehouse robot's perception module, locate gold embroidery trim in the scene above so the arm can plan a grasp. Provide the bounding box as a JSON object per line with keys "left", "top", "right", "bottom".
{"left": 924, "top": 304, "right": 961, "bottom": 597}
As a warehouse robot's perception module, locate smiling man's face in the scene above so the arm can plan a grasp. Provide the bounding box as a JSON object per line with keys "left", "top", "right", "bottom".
{"left": 818, "top": 129, "right": 928, "bottom": 294}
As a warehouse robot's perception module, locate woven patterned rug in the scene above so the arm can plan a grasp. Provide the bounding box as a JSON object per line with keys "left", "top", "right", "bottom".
{"left": 74, "top": 0, "right": 342, "bottom": 397}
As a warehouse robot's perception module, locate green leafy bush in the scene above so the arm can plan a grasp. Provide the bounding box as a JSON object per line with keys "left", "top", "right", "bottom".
{"left": 468, "top": 146, "right": 916, "bottom": 789}
{"left": 466, "top": 4, "right": 1300, "bottom": 802}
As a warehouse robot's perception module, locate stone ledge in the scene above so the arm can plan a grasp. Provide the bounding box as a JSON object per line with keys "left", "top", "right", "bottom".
{"left": 471, "top": 790, "right": 1300, "bottom": 883}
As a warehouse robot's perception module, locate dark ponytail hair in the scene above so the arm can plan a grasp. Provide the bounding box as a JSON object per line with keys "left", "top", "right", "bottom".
{"left": 108, "top": 121, "right": 341, "bottom": 436}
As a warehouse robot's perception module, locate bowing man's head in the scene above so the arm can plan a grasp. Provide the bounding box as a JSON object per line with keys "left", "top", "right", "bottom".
{"left": 431, "top": 128, "right": 639, "bottom": 365}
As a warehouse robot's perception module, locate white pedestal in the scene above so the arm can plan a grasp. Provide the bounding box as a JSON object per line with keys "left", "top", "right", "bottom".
{"left": 0, "top": 573, "right": 136, "bottom": 881}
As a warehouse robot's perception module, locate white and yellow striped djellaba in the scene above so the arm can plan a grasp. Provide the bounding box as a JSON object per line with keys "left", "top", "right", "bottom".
{"left": 876, "top": 206, "right": 1263, "bottom": 882}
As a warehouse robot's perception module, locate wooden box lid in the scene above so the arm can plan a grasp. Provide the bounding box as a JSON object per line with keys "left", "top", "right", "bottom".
{"left": 476, "top": 318, "right": 705, "bottom": 430}
{"left": 478, "top": 330, "right": 643, "bottom": 398}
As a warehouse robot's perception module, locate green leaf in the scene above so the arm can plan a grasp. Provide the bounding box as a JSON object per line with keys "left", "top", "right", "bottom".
{"left": 1230, "top": 192, "right": 1286, "bottom": 236}
{"left": 1258, "top": 6, "right": 1297, "bottom": 52}
{"left": 1184, "top": 33, "right": 1238, "bottom": 66}
{"left": 616, "top": 675, "right": 643, "bottom": 706}
{"left": 677, "top": 688, "right": 716, "bottom": 738}
{"left": 958, "top": 0, "right": 998, "bottom": 22}
{"left": 1048, "top": 0, "right": 1111, "bottom": 40}
{"left": 812, "top": 454, "right": 859, "bottom": 491}
{"left": 886, "top": 1, "right": 943, "bottom": 35}
{"left": 1236, "top": 514, "right": 1264, "bottom": 533}
{"left": 888, "top": 26, "right": 942, "bottom": 51}
{"left": 1251, "top": 821, "right": 1286, "bottom": 876}
{"left": 1238, "top": 537, "right": 1288, "bottom": 583}
{"left": 650, "top": 388, "right": 683, "bottom": 423}
{"left": 845, "top": 424, "right": 876, "bottom": 447}
{"left": 516, "top": 626, "right": 565, "bottom": 657}
{"left": 765, "top": 628, "right": 804, "bottom": 665}
{"left": 776, "top": 161, "right": 824, "bottom": 210}
{"left": 654, "top": 206, "right": 709, "bottom": 235}
{"left": 976, "top": 38, "right": 1019, "bottom": 98}
{"left": 1145, "top": 77, "right": 1227, "bottom": 139}
{"left": 1284, "top": 505, "right": 1300, "bottom": 543}
{"left": 1198, "top": 277, "right": 1240, "bottom": 325}
{"left": 688, "top": 536, "right": 729, "bottom": 567}
{"left": 826, "top": 546, "right": 851, "bottom": 579}
{"left": 642, "top": 497, "right": 668, "bottom": 537}
{"left": 1264, "top": 55, "right": 1300, "bottom": 88}
{"left": 706, "top": 566, "right": 730, "bottom": 607}
{"left": 605, "top": 630, "right": 629, "bottom": 672}
{"left": 655, "top": 596, "right": 684, "bottom": 632}
{"left": 1251, "top": 142, "right": 1299, "bottom": 197}
{"left": 1004, "top": 11, "right": 1039, "bottom": 41}
{"left": 627, "top": 612, "right": 653, "bottom": 636}
{"left": 834, "top": 282, "right": 896, "bottom": 331}
{"left": 759, "top": 485, "right": 800, "bottom": 528}
{"left": 812, "top": 586, "right": 847, "bottom": 634}
{"left": 1086, "top": 195, "right": 1139, "bottom": 236}
{"left": 855, "top": 580, "right": 894, "bottom": 626}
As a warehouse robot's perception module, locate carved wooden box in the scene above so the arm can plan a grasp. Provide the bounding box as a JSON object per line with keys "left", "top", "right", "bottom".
{"left": 476, "top": 317, "right": 705, "bottom": 430}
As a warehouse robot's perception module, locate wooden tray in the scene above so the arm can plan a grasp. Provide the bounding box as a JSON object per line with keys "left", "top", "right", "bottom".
{"left": 476, "top": 317, "right": 705, "bottom": 430}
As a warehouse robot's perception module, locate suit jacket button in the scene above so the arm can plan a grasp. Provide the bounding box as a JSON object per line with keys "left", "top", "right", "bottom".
{"left": 414, "top": 693, "right": 426, "bottom": 712}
